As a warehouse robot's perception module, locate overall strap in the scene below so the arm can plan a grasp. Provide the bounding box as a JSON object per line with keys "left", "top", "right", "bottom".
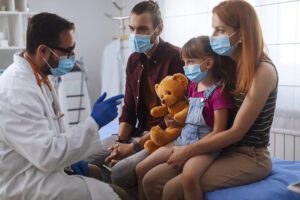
{"left": 203, "top": 83, "right": 219, "bottom": 101}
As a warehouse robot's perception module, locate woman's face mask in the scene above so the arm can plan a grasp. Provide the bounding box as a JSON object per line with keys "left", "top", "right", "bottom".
{"left": 129, "top": 30, "right": 157, "bottom": 53}
{"left": 44, "top": 48, "right": 76, "bottom": 77}
{"left": 209, "top": 31, "right": 240, "bottom": 56}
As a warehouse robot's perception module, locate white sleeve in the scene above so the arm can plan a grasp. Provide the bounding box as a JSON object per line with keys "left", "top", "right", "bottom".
{"left": 0, "top": 87, "right": 101, "bottom": 173}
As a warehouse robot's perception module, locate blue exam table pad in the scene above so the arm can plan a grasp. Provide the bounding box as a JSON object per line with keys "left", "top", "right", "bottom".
{"left": 99, "top": 121, "right": 300, "bottom": 200}
{"left": 205, "top": 158, "right": 300, "bottom": 200}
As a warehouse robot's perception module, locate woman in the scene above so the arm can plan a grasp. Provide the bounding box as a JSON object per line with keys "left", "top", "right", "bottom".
{"left": 142, "top": 1, "right": 278, "bottom": 199}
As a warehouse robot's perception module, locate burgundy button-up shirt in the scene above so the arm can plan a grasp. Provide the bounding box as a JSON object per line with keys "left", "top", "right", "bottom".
{"left": 119, "top": 39, "right": 184, "bottom": 136}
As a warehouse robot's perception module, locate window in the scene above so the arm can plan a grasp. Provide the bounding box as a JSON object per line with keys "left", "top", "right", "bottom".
{"left": 161, "top": 0, "right": 300, "bottom": 135}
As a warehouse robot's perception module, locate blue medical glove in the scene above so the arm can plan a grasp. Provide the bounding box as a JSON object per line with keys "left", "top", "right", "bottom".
{"left": 91, "top": 92, "right": 124, "bottom": 127}
{"left": 71, "top": 160, "right": 89, "bottom": 176}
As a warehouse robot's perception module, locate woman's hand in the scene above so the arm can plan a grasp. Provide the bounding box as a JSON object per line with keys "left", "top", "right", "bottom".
{"left": 166, "top": 146, "right": 191, "bottom": 169}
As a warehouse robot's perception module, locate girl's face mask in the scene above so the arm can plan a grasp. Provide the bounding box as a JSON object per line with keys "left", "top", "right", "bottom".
{"left": 183, "top": 59, "right": 208, "bottom": 83}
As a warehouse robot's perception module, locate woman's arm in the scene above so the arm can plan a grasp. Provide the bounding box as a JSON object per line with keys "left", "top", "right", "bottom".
{"left": 202, "top": 108, "right": 229, "bottom": 138}
{"left": 187, "top": 62, "right": 278, "bottom": 156}
{"left": 167, "top": 63, "right": 277, "bottom": 168}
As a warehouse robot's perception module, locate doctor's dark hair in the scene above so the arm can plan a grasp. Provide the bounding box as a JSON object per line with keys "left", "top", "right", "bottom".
{"left": 26, "top": 12, "right": 75, "bottom": 54}
{"left": 181, "top": 36, "right": 236, "bottom": 90}
{"left": 131, "top": 0, "right": 162, "bottom": 28}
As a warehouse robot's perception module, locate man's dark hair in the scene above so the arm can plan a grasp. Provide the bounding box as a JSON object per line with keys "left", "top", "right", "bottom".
{"left": 26, "top": 12, "right": 75, "bottom": 54}
{"left": 131, "top": 1, "right": 162, "bottom": 28}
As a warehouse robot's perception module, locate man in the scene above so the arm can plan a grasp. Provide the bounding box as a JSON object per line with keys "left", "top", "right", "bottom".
{"left": 0, "top": 13, "right": 126, "bottom": 200}
{"left": 88, "top": 1, "right": 184, "bottom": 189}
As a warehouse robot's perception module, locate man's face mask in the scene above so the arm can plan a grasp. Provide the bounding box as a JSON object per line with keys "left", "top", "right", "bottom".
{"left": 44, "top": 48, "right": 76, "bottom": 77}
{"left": 129, "top": 30, "right": 157, "bottom": 53}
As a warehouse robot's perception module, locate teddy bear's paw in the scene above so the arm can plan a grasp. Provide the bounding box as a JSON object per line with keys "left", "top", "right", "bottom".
{"left": 174, "top": 114, "right": 186, "bottom": 124}
{"left": 151, "top": 130, "right": 169, "bottom": 146}
{"left": 150, "top": 126, "right": 162, "bottom": 135}
{"left": 144, "top": 140, "right": 159, "bottom": 154}
{"left": 150, "top": 107, "right": 161, "bottom": 117}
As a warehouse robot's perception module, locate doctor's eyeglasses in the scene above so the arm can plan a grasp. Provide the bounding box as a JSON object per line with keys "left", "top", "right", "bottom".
{"left": 46, "top": 44, "right": 75, "bottom": 58}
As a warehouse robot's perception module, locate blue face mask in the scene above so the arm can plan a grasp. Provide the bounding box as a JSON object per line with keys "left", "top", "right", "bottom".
{"left": 209, "top": 32, "right": 239, "bottom": 56}
{"left": 45, "top": 49, "right": 76, "bottom": 77}
{"left": 183, "top": 62, "right": 208, "bottom": 83}
{"left": 129, "top": 33, "right": 155, "bottom": 53}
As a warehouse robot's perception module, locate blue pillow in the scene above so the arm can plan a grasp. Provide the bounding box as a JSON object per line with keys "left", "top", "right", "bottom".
{"left": 205, "top": 158, "right": 300, "bottom": 200}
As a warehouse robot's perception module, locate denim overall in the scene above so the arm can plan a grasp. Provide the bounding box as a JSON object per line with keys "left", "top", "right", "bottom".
{"left": 176, "top": 84, "right": 220, "bottom": 157}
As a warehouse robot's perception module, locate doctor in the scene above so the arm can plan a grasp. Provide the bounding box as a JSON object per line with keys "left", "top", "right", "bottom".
{"left": 0, "top": 13, "right": 125, "bottom": 200}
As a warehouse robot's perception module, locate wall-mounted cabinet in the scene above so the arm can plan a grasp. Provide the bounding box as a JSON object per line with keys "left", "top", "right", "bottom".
{"left": 0, "top": 0, "right": 35, "bottom": 68}
{"left": 0, "top": 0, "right": 28, "bottom": 12}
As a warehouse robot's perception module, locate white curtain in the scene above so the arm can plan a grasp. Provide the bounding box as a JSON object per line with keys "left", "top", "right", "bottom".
{"left": 100, "top": 39, "right": 131, "bottom": 97}
{"left": 161, "top": 0, "right": 300, "bottom": 136}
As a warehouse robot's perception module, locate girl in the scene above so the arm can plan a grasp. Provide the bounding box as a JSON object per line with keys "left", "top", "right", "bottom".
{"left": 143, "top": 1, "right": 278, "bottom": 200}
{"left": 136, "top": 35, "right": 235, "bottom": 200}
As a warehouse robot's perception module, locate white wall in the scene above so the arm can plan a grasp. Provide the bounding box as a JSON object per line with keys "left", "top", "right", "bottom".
{"left": 28, "top": 0, "right": 142, "bottom": 104}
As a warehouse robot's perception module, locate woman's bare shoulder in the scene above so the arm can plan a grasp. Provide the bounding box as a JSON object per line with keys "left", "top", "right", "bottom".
{"left": 254, "top": 61, "right": 278, "bottom": 92}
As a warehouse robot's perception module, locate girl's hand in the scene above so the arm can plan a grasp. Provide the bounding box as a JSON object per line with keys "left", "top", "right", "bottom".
{"left": 167, "top": 146, "right": 190, "bottom": 169}
{"left": 164, "top": 114, "right": 176, "bottom": 127}
{"left": 164, "top": 114, "right": 185, "bottom": 128}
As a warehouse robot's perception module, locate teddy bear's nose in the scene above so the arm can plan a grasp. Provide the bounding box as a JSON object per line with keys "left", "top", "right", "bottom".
{"left": 161, "top": 99, "right": 166, "bottom": 104}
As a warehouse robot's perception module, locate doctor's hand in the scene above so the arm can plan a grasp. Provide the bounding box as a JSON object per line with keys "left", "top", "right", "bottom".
{"left": 71, "top": 160, "right": 89, "bottom": 176}
{"left": 91, "top": 92, "right": 124, "bottom": 128}
{"left": 105, "top": 143, "right": 134, "bottom": 166}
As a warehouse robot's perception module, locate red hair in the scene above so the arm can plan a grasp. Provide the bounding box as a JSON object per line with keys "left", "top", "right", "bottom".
{"left": 213, "top": 0, "right": 265, "bottom": 94}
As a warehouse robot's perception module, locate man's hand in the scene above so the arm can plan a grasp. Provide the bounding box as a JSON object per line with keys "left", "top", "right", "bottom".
{"left": 138, "top": 133, "right": 150, "bottom": 146}
{"left": 105, "top": 143, "right": 134, "bottom": 166}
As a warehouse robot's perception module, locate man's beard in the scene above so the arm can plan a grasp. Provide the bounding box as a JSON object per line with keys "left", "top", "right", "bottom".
{"left": 43, "top": 53, "right": 58, "bottom": 75}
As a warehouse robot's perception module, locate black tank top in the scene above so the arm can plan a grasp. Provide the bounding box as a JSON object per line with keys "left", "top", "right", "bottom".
{"left": 231, "top": 56, "right": 278, "bottom": 147}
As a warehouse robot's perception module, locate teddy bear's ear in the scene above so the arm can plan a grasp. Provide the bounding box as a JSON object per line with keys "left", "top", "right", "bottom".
{"left": 172, "top": 73, "right": 188, "bottom": 89}
{"left": 155, "top": 84, "right": 159, "bottom": 93}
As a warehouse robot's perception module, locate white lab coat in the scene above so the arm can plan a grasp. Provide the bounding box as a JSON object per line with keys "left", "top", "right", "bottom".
{"left": 0, "top": 53, "right": 120, "bottom": 200}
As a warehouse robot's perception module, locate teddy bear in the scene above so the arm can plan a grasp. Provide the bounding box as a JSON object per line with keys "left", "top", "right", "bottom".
{"left": 144, "top": 73, "right": 189, "bottom": 153}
